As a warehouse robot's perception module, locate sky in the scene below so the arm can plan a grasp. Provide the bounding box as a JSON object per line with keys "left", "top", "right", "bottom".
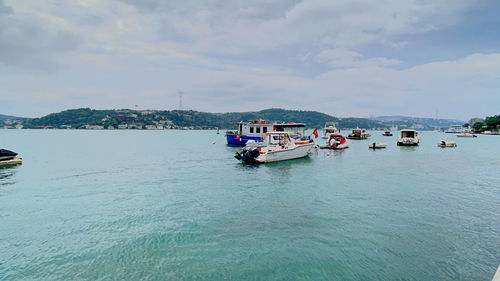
{"left": 1, "top": 0, "right": 499, "bottom": 119}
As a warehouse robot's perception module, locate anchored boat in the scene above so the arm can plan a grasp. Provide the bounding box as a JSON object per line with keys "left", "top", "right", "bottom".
{"left": 234, "top": 132, "right": 314, "bottom": 163}
{"left": 322, "top": 122, "right": 340, "bottom": 139}
{"left": 0, "top": 149, "right": 22, "bottom": 165}
{"left": 445, "top": 125, "right": 465, "bottom": 133}
{"left": 382, "top": 129, "right": 392, "bottom": 136}
{"left": 320, "top": 133, "right": 349, "bottom": 150}
{"left": 369, "top": 142, "right": 387, "bottom": 149}
{"left": 397, "top": 129, "right": 419, "bottom": 146}
{"left": 0, "top": 149, "right": 18, "bottom": 161}
{"left": 225, "top": 119, "right": 307, "bottom": 145}
{"left": 456, "top": 133, "right": 477, "bottom": 138}
{"left": 347, "top": 126, "right": 370, "bottom": 140}
{"left": 438, "top": 141, "right": 457, "bottom": 147}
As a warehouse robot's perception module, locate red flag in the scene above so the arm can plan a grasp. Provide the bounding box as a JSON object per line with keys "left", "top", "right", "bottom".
{"left": 313, "top": 128, "right": 318, "bottom": 138}
{"left": 273, "top": 126, "right": 277, "bottom": 131}
{"left": 135, "top": 104, "right": 138, "bottom": 108}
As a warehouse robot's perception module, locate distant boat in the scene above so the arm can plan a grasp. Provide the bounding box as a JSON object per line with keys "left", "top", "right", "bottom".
{"left": 322, "top": 122, "right": 339, "bottom": 139}
{"left": 369, "top": 142, "right": 387, "bottom": 149}
{"left": 445, "top": 125, "right": 465, "bottom": 133}
{"left": 320, "top": 133, "right": 349, "bottom": 150}
{"left": 382, "top": 129, "right": 392, "bottom": 136}
{"left": 234, "top": 132, "right": 314, "bottom": 163}
{"left": 437, "top": 141, "right": 457, "bottom": 148}
{"left": 347, "top": 126, "right": 370, "bottom": 140}
{"left": 397, "top": 129, "right": 419, "bottom": 146}
{"left": 456, "top": 133, "right": 476, "bottom": 138}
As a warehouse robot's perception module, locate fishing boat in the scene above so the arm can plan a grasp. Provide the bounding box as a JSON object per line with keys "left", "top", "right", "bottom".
{"left": 397, "top": 129, "right": 419, "bottom": 146}
{"left": 456, "top": 133, "right": 477, "bottom": 138}
{"left": 347, "top": 126, "right": 370, "bottom": 140}
{"left": 234, "top": 132, "right": 314, "bottom": 163}
{"left": 320, "top": 134, "right": 349, "bottom": 150}
{"left": 382, "top": 129, "right": 392, "bottom": 136}
{"left": 322, "top": 122, "right": 339, "bottom": 139}
{"left": 369, "top": 142, "right": 387, "bottom": 149}
{"left": 225, "top": 119, "right": 307, "bottom": 145}
{"left": 437, "top": 141, "right": 457, "bottom": 148}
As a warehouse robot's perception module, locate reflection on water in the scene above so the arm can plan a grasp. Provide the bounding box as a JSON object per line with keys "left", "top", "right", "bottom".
{"left": 0, "top": 165, "right": 18, "bottom": 186}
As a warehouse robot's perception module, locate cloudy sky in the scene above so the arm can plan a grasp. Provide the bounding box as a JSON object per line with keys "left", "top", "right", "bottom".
{"left": 1, "top": 0, "right": 499, "bottom": 119}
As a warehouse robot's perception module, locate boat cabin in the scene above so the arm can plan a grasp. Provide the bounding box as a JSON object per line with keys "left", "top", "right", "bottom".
{"left": 265, "top": 132, "right": 292, "bottom": 146}
{"left": 400, "top": 129, "right": 417, "bottom": 138}
{"left": 236, "top": 119, "right": 274, "bottom": 137}
{"left": 274, "top": 122, "right": 306, "bottom": 137}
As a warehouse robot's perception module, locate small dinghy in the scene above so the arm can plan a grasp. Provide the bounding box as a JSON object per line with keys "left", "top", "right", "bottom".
{"left": 437, "top": 141, "right": 457, "bottom": 148}
{"left": 320, "top": 134, "right": 349, "bottom": 150}
{"left": 369, "top": 142, "right": 387, "bottom": 149}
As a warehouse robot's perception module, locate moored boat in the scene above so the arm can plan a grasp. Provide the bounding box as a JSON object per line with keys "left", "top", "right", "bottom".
{"left": 369, "top": 142, "right": 387, "bottom": 149}
{"left": 234, "top": 132, "right": 314, "bottom": 163}
{"left": 382, "top": 130, "right": 392, "bottom": 136}
{"left": 0, "top": 149, "right": 18, "bottom": 161}
{"left": 437, "top": 141, "right": 457, "bottom": 148}
{"left": 456, "top": 133, "right": 477, "bottom": 138}
{"left": 320, "top": 134, "right": 349, "bottom": 150}
{"left": 347, "top": 126, "right": 370, "bottom": 140}
{"left": 226, "top": 119, "right": 307, "bottom": 145}
{"left": 322, "top": 122, "right": 339, "bottom": 139}
{"left": 397, "top": 129, "right": 419, "bottom": 146}
{"left": 445, "top": 125, "right": 465, "bottom": 134}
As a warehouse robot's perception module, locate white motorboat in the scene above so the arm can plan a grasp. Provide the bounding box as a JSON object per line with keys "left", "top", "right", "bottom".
{"left": 320, "top": 134, "right": 349, "bottom": 150}
{"left": 235, "top": 132, "right": 314, "bottom": 163}
{"left": 456, "top": 133, "right": 477, "bottom": 138}
{"left": 397, "top": 129, "right": 419, "bottom": 146}
{"left": 347, "top": 126, "right": 371, "bottom": 140}
{"left": 322, "top": 122, "right": 339, "bottom": 139}
{"left": 437, "top": 141, "right": 457, "bottom": 148}
{"left": 369, "top": 142, "right": 387, "bottom": 149}
{"left": 445, "top": 125, "right": 465, "bottom": 133}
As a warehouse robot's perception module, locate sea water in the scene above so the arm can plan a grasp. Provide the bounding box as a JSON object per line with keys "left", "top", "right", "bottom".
{"left": 0, "top": 130, "right": 498, "bottom": 280}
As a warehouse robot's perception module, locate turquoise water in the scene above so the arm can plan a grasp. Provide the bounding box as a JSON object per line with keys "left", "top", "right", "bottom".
{"left": 0, "top": 130, "right": 498, "bottom": 280}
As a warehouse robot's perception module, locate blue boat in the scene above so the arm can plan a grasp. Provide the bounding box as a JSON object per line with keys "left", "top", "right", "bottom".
{"left": 226, "top": 119, "right": 307, "bottom": 145}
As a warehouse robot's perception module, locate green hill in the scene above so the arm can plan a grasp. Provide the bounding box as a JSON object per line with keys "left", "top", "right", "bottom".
{"left": 21, "top": 108, "right": 387, "bottom": 129}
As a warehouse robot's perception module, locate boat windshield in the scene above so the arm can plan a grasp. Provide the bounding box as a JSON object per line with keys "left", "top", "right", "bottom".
{"left": 401, "top": 131, "right": 415, "bottom": 138}
{"left": 268, "top": 134, "right": 291, "bottom": 145}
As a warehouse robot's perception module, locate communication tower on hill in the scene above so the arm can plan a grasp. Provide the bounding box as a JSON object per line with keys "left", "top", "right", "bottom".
{"left": 179, "top": 91, "right": 183, "bottom": 110}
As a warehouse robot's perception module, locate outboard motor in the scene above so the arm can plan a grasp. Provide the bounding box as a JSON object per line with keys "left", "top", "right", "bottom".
{"left": 235, "top": 148, "right": 260, "bottom": 163}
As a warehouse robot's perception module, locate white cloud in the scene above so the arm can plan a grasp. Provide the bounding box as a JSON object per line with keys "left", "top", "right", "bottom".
{"left": 0, "top": 0, "right": 497, "bottom": 120}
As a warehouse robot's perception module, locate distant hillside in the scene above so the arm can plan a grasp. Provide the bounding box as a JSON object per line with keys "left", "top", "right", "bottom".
{"left": 373, "top": 115, "right": 465, "bottom": 129}
{"left": 0, "top": 114, "right": 21, "bottom": 120}
{"left": 20, "top": 108, "right": 386, "bottom": 129}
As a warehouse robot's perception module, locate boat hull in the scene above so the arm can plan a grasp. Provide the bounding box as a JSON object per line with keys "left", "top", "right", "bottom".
{"left": 226, "top": 134, "right": 262, "bottom": 145}
{"left": 347, "top": 135, "right": 369, "bottom": 140}
{"left": 369, "top": 143, "right": 387, "bottom": 149}
{"left": 256, "top": 144, "right": 313, "bottom": 163}
{"left": 397, "top": 141, "right": 419, "bottom": 146}
{"left": 0, "top": 157, "right": 22, "bottom": 165}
